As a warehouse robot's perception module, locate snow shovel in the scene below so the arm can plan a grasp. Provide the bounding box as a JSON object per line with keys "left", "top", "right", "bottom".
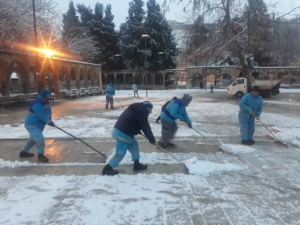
{"left": 192, "top": 127, "right": 225, "bottom": 152}
{"left": 56, "top": 126, "right": 107, "bottom": 160}
{"left": 140, "top": 134, "right": 189, "bottom": 174}
{"left": 114, "top": 96, "right": 124, "bottom": 108}
{"left": 258, "top": 119, "right": 288, "bottom": 147}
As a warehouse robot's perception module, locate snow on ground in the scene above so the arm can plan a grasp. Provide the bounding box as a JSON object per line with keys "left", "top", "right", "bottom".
{"left": 0, "top": 89, "right": 299, "bottom": 139}
{"left": 1, "top": 89, "right": 300, "bottom": 224}
{"left": 270, "top": 127, "right": 300, "bottom": 148}
{"left": 0, "top": 151, "right": 247, "bottom": 177}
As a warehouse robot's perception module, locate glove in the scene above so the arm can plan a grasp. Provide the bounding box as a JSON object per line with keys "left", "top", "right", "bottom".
{"left": 255, "top": 116, "right": 260, "bottom": 120}
{"left": 48, "top": 121, "right": 56, "bottom": 127}
{"left": 249, "top": 110, "right": 254, "bottom": 115}
{"left": 152, "top": 141, "right": 157, "bottom": 146}
{"left": 180, "top": 118, "right": 185, "bottom": 122}
{"left": 188, "top": 123, "right": 192, "bottom": 128}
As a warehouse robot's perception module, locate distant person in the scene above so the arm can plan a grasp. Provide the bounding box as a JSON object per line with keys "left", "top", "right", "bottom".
{"left": 102, "top": 101, "right": 157, "bottom": 176}
{"left": 238, "top": 85, "right": 263, "bottom": 145}
{"left": 210, "top": 83, "right": 214, "bottom": 93}
{"left": 105, "top": 82, "right": 115, "bottom": 109}
{"left": 199, "top": 81, "right": 203, "bottom": 90}
{"left": 1, "top": 80, "right": 7, "bottom": 96}
{"left": 131, "top": 83, "right": 139, "bottom": 97}
{"left": 19, "top": 89, "right": 56, "bottom": 162}
{"left": 156, "top": 97, "right": 178, "bottom": 124}
{"left": 158, "top": 94, "right": 192, "bottom": 149}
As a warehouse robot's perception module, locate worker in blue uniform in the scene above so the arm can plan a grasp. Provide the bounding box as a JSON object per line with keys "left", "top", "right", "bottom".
{"left": 19, "top": 89, "right": 56, "bottom": 162}
{"left": 238, "top": 85, "right": 263, "bottom": 145}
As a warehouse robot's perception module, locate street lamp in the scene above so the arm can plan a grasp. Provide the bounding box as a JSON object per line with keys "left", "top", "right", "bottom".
{"left": 142, "top": 34, "right": 150, "bottom": 97}
{"left": 115, "top": 54, "right": 121, "bottom": 90}
{"left": 158, "top": 52, "right": 163, "bottom": 90}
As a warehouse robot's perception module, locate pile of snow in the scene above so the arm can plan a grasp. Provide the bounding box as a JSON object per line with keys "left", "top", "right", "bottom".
{"left": 220, "top": 143, "right": 256, "bottom": 154}
{"left": 185, "top": 157, "right": 247, "bottom": 176}
{"left": 270, "top": 127, "right": 300, "bottom": 148}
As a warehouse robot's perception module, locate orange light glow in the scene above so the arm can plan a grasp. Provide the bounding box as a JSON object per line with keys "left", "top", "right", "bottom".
{"left": 38, "top": 48, "right": 56, "bottom": 58}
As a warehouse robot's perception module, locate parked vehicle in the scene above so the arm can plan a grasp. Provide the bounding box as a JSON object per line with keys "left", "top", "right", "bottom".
{"left": 226, "top": 77, "right": 281, "bottom": 98}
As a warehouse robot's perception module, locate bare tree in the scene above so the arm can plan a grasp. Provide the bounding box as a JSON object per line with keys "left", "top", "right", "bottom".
{"left": 163, "top": 0, "right": 274, "bottom": 77}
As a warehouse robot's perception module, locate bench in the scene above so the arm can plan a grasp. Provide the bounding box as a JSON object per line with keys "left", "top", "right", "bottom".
{"left": 79, "top": 89, "right": 88, "bottom": 97}
{"left": 70, "top": 89, "right": 80, "bottom": 98}
{"left": 63, "top": 90, "right": 78, "bottom": 99}
{"left": 87, "top": 88, "right": 94, "bottom": 96}
{"left": 18, "top": 94, "right": 35, "bottom": 105}
{"left": 0, "top": 96, "right": 19, "bottom": 108}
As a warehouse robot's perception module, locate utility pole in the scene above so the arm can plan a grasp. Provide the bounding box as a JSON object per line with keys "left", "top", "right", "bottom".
{"left": 32, "top": 0, "right": 41, "bottom": 93}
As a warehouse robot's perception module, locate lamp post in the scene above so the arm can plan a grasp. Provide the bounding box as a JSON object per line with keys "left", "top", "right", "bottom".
{"left": 158, "top": 52, "right": 163, "bottom": 90}
{"left": 142, "top": 34, "right": 150, "bottom": 97}
{"left": 115, "top": 54, "right": 121, "bottom": 90}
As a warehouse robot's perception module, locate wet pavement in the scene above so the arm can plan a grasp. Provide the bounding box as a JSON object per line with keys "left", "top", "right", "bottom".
{"left": 1, "top": 89, "right": 300, "bottom": 224}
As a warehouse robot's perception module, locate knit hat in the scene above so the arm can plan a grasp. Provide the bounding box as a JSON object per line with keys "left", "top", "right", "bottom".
{"left": 39, "top": 89, "right": 52, "bottom": 98}
{"left": 172, "top": 97, "right": 178, "bottom": 100}
{"left": 182, "top": 94, "right": 192, "bottom": 106}
{"left": 251, "top": 85, "right": 260, "bottom": 92}
{"left": 143, "top": 101, "right": 153, "bottom": 112}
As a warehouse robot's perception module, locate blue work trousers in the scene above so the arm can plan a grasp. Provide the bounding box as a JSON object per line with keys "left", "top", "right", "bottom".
{"left": 22, "top": 127, "right": 45, "bottom": 154}
{"left": 239, "top": 117, "right": 255, "bottom": 141}
{"left": 108, "top": 132, "right": 140, "bottom": 168}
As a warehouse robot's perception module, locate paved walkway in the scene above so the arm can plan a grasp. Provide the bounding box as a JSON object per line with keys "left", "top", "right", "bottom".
{"left": 0, "top": 91, "right": 300, "bottom": 224}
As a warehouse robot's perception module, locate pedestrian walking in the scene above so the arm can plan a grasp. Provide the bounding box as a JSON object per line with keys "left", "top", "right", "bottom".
{"left": 210, "top": 83, "right": 214, "bottom": 93}
{"left": 238, "top": 85, "right": 263, "bottom": 145}
{"left": 105, "top": 82, "right": 115, "bottom": 109}
{"left": 102, "top": 101, "right": 157, "bottom": 176}
{"left": 131, "top": 83, "right": 139, "bottom": 97}
{"left": 155, "top": 97, "right": 178, "bottom": 124}
{"left": 19, "top": 89, "right": 56, "bottom": 162}
{"left": 157, "top": 94, "right": 193, "bottom": 149}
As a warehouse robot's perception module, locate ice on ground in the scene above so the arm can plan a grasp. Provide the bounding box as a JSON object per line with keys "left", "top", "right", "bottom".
{"left": 220, "top": 143, "right": 256, "bottom": 154}
{"left": 185, "top": 157, "right": 247, "bottom": 176}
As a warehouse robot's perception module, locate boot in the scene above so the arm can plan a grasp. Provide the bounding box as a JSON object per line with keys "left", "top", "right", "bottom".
{"left": 102, "top": 164, "right": 119, "bottom": 176}
{"left": 167, "top": 142, "right": 177, "bottom": 148}
{"left": 19, "top": 151, "right": 34, "bottom": 158}
{"left": 241, "top": 140, "right": 252, "bottom": 146}
{"left": 133, "top": 160, "right": 147, "bottom": 171}
{"left": 157, "top": 141, "right": 168, "bottom": 149}
{"left": 38, "top": 154, "right": 49, "bottom": 162}
{"left": 249, "top": 139, "right": 255, "bottom": 144}
{"left": 105, "top": 105, "right": 108, "bottom": 109}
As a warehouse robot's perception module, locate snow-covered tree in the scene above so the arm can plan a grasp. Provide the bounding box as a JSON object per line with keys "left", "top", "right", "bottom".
{"left": 119, "top": 0, "right": 145, "bottom": 70}
{"left": 0, "top": 0, "right": 60, "bottom": 51}
{"left": 144, "top": 0, "right": 177, "bottom": 70}
{"left": 61, "top": 1, "right": 101, "bottom": 62}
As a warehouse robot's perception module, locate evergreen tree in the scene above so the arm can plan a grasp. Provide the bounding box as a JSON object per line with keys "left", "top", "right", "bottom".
{"left": 102, "top": 4, "right": 121, "bottom": 70}
{"left": 144, "top": 0, "right": 177, "bottom": 70}
{"left": 89, "top": 3, "right": 105, "bottom": 63}
{"left": 246, "top": 0, "right": 272, "bottom": 66}
{"left": 77, "top": 4, "right": 93, "bottom": 25}
{"left": 62, "top": 1, "right": 80, "bottom": 41}
{"left": 185, "top": 15, "right": 209, "bottom": 66}
{"left": 119, "top": 0, "right": 145, "bottom": 70}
